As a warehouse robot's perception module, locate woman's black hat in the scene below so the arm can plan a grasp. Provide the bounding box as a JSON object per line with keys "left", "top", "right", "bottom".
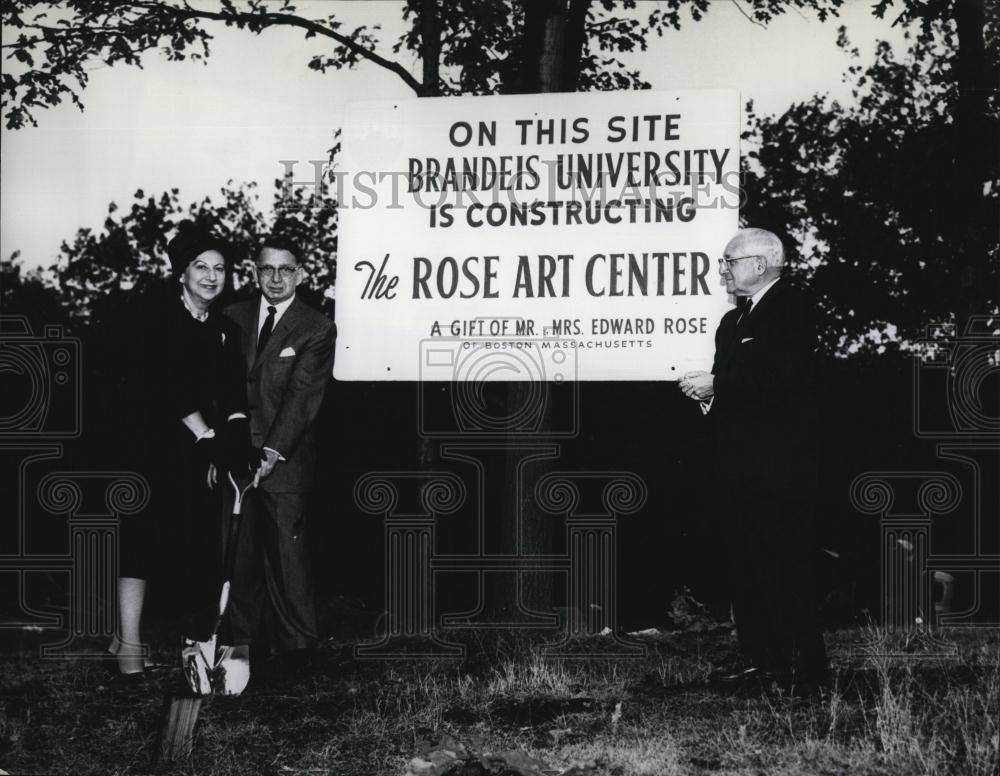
{"left": 167, "top": 220, "right": 231, "bottom": 280}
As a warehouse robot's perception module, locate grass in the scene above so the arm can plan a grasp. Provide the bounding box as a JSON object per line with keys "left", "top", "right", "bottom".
{"left": 0, "top": 625, "right": 997, "bottom": 775}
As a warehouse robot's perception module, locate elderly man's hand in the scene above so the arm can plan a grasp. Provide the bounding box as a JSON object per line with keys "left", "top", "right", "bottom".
{"left": 679, "top": 371, "right": 715, "bottom": 401}
{"left": 257, "top": 448, "right": 281, "bottom": 479}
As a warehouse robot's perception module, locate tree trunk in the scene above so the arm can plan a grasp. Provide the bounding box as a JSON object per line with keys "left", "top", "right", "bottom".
{"left": 415, "top": 0, "right": 441, "bottom": 474}
{"left": 561, "top": 0, "right": 589, "bottom": 92}
{"left": 515, "top": 0, "right": 588, "bottom": 93}
{"left": 411, "top": 0, "right": 593, "bottom": 622}
{"left": 953, "top": 0, "right": 995, "bottom": 325}
{"left": 495, "top": 0, "right": 590, "bottom": 618}
{"left": 418, "top": 0, "right": 442, "bottom": 96}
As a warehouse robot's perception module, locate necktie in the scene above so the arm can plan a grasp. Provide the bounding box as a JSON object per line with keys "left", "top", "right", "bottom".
{"left": 257, "top": 305, "right": 277, "bottom": 355}
{"left": 737, "top": 297, "right": 753, "bottom": 326}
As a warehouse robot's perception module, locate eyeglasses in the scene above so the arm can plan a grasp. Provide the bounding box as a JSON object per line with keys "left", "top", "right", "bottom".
{"left": 718, "top": 254, "right": 764, "bottom": 271}
{"left": 256, "top": 265, "right": 299, "bottom": 280}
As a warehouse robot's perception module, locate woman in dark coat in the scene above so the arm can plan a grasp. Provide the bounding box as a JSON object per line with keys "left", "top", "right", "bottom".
{"left": 112, "top": 221, "right": 259, "bottom": 677}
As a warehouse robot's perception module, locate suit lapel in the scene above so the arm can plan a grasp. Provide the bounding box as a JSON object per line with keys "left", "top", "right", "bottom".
{"left": 746, "top": 278, "right": 785, "bottom": 323}
{"left": 251, "top": 297, "right": 302, "bottom": 370}
{"left": 717, "top": 279, "right": 788, "bottom": 372}
{"left": 717, "top": 313, "right": 740, "bottom": 371}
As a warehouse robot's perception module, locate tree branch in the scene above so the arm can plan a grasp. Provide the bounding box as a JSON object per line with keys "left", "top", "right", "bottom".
{"left": 730, "top": 0, "right": 767, "bottom": 28}
{"left": 128, "top": 1, "right": 426, "bottom": 94}
{"left": 2, "top": 26, "right": 144, "bottom": 48}
{"left": 584, "top": 18, "right": 628, "bottom": 33}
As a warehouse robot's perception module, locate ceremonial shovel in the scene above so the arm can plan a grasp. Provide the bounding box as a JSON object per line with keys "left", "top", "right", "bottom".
{"left": 160, "top": 471, "right": 256, "bottom": 762}
{"left": 181, "top": 471, "right": 254, "bottom": 696}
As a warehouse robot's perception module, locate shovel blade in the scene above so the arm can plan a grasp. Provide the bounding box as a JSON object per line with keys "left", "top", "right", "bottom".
{"left": 214, "top": 644, "right": 250, "bottom": 696}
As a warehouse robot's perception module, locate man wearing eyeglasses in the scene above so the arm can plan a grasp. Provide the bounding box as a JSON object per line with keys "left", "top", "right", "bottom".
{"left": 224, "top": 235, "right": 336, "bottom": 674}
{"left": 679, "top": 228, "right": 828, "bottom": 693}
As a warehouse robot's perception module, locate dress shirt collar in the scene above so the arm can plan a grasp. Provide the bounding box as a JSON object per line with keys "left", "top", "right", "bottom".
{"left": 257, "top": 294, "right": 295, "bottom": 332}
{"left": 747, "top": 277, "right": 780, "bottom": 312}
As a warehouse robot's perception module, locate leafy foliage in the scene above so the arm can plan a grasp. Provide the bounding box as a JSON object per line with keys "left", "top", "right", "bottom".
{"left": 3, "top": 0, "right": 852, "bottom": 122}
{"left": 3, "top": 0, "right": 995, "bottom": 357}
{"left": 742, "top": 15, "right": 1000, "bottom": 355}
{"left": 1, "top": 0, "right": 420, "bottom": 128}
{"left": 0, "top": 251, "right": 69, "bottom": 329}
{"left": 3, "top": 178, "right": 337, "bottom": 329}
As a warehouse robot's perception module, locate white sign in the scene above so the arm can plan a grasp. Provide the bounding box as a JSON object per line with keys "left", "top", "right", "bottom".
{"left": 334, "top": 89, "right": 739, "bottom": 381}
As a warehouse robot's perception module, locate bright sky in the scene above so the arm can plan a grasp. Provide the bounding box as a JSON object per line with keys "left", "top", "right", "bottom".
{"left": 1, "top": 0, "right": 907, "bottom": 268}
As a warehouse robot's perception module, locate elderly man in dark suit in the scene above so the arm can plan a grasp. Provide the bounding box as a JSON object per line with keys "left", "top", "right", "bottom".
{"left": 679, "top": 227, "right": 827, "bottom": 691}
{"left": 225, "top": 236, "right": 336, "bottom": 667}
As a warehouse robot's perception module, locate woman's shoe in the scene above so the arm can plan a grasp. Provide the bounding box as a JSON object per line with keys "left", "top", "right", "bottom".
{"left": 142, "top": 657, "right": 175, "bottom": 671}
{"left": 115, "top": 669, "right": 148, "bottom": 685}
{"left": 99, "top": 655, "right": 147, "bottom": 684}
{"left": 108, "top": 636, "right": 170, "bottom": 670}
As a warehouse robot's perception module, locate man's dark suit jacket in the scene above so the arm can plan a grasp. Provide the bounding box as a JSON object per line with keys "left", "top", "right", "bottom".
{"left": 710, "top": 277, "right": 819, "bottom": 496}
{"left": 225, "top": 296, "right": 336, "bottom": 493}
{"left": 709, "top": 277, "right": 828, "bottom": 679}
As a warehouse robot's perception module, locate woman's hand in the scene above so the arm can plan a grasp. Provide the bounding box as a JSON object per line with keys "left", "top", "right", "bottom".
{"left": 223, "top": 417, "right": 266, "bottom": 476}
{"left": 207, "top": 463, "right": 218, "bottom": 489}
{"left": 195, "top": 434, "right": 219, "bottom": 489}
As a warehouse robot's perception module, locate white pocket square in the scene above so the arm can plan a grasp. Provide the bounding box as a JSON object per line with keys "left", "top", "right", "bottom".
{"left": 278, "top": 346, "right": 296, "bottom": 357}
{"left": 741, "top": 337, "right": 755, "bottom": 343}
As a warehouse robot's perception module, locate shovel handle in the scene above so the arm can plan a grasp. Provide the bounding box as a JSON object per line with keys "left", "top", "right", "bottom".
{"left": 227, "top": 472, "right": 255, "bottom": 514}
{"left": 217, "top": 580, "right": 230, "bottom": 616}
{"left": 207, "top": 580, "right": 232, "bottom": 640}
